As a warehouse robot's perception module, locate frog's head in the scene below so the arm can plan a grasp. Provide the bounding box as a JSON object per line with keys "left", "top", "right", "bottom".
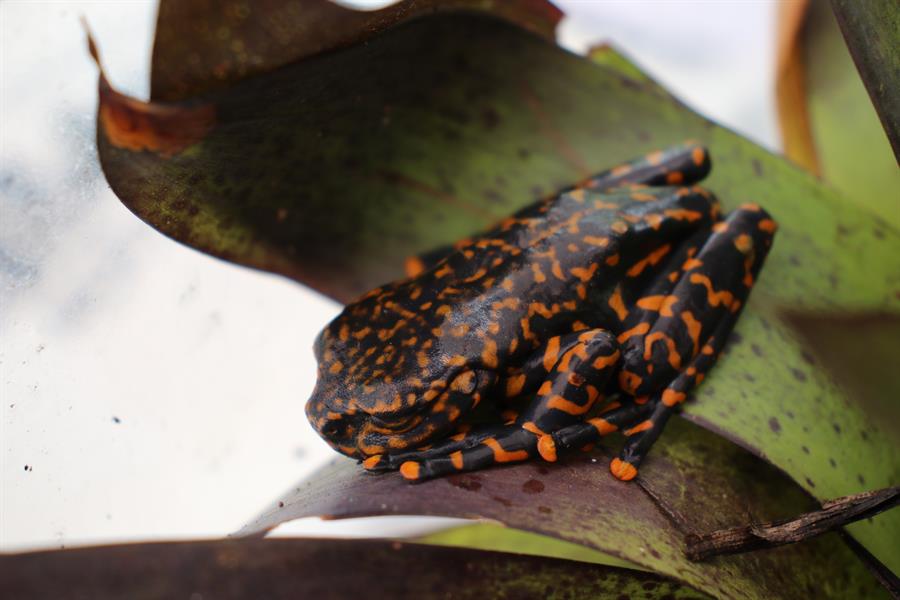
{"left": 306, "top": 280, "right": 496, "bottom": 459}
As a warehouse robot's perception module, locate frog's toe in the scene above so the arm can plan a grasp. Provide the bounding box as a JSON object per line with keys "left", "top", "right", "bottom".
{"left": 362, "top": 454, "right": 393, "bottom": 473}
{"left": 609, "top": 457, "right": 639, "bottom": 481}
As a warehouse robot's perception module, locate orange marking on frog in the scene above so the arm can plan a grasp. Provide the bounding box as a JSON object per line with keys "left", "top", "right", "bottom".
{"left": 625, "top": 420, "right": 653, "bottom": 436}
{"left": 644, "top": 332, "right": 681, "bottom": 369}
{"left": 328, "top": 361, "right": 344, "bottom": 374}
{"left": 532, "top": 262, "right": 547, "bottom": 283}
{"left": 662, "top": 389, "right": 687, "bottom": 407}
{"left": 570, "top": 263, "right": 599, "bottom": 282}
{"left": 631, "top": 192, "right": 657, "bottom": 202}
{"left": 522, "top": 421, "right": 546, "bottom": 436}
{"left": 505, "top": 373, "right": 526, "bottom": 397}
{"left": 758, "top": 219, "right": 778, "bottom": 233}
{"left": 589, "top": 417, "right": 618, "bottom": 435}
{"left": 606, "top": 253, "right": 620, "bottom": 266}
{"left": 484, "top": 438, "right": 529, "bottom": 462}
{"left": 400, "top": 461, "right": 421, "bottom": 480}
{"left": 734, "top": 234, "right": 753, "bottom": 254}
{"left": 593, "top": 350, "right": 620, "bottom": 370}
{"left": 537, "top": 381, "right": 553, "bottom": 396}
{"left": 666, "top": 171, "right": 684, "bottom": 184}
{"left": 537, "top": 435, "right": 558, "bottom": 462}
{"left": 636, "top": 295, "right": 678, "bottom": 317}
{"left": 617, "top": 322, "right": 650, "bottom": 342}
{"left": 610, "top": 458, "right": 638, "bottom": 481}
{"left": 583, "top": 235, "right": 609, "bottom": 247}
{"left": 449, "top": 451, "right": 464, "bottom": 470}
{"left": 691, "top": 146, "right": 706, "bottom": 166}
{"left": 626, "top": 244, "right": 671, "bottom": 277}
{"left": 482, "top": 339, "right": 499, "bottom": 369}
{"left": 363, "top": 455, "right": 382, "bottom": 470}
{"left": 404, "top": 257, "right": 426, "bottom": 277}
{"left": 680, "top": 311, "right": 702, "bottom": 357}
{"left": 663, "top": 208, "right": 702, "bottom": 222}
{"left": 690, "top": 273, "right": 737, "bottom": 310}
{"left": 608, "top": 286, "right": 629, "bottom": 321}
{"left": 542, "top": 337, "right": 561, "bottom": 372}
{"left": 571, "top": 320, "right": 589, "bottom": 332}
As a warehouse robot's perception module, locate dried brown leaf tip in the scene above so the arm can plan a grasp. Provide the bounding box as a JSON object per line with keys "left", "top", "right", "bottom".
{"left": 85, "top": 24, "right": 216, "bottom": 158}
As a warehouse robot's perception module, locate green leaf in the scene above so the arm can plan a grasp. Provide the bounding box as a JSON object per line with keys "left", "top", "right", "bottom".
{"left": 0, "top": 538, "right": 710, "bottom": 599}
{"left": 94, "top": 8, "right": 900, "bottom": 569}
{"left": 830, "top": 0, "right": 900, "bottom": 161}
{"left": 237, "top": 420, "right": 888, "bottom": 600}
{"left": 776, "top": 0, "right": 900, "bottom": 228}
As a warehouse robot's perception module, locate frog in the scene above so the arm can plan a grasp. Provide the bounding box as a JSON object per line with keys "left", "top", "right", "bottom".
{"left": 306, "top": 142, "right": 777, "bottom": 482}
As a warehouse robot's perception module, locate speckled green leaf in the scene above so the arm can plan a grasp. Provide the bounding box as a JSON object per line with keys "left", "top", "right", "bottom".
{"left": 0, "top": 538, "right": 710, "bottom": 599}
{"left": 238, "top": 420, "right": 887, "bottom": 600}
{"left": 95, "top": 9, "right": 900, "bottom": 569}
{"left": 777, "top": 0, "right": 899, "bottom": 228}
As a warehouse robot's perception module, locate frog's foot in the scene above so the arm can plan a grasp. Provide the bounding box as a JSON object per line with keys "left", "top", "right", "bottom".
{"left": 362, "top": 424, "right": 508, "bottom": 474}
{"left": 397, "top": 427, "right": 540, "bottom": 483}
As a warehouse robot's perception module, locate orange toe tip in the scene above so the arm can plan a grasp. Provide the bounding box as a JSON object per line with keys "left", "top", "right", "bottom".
{"left": 537, "top": 435, "right": 558, "bottom": 462}
{"left": 399, "top": 461, "right": 421, "bottom": 481}
{"left": 610, "top": 458, "right": 638, "bottom": 481}
{"left": 362, "top": 455, "right": 383, "bottom": 470}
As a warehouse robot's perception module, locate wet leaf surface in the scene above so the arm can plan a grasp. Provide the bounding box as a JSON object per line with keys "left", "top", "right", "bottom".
{"left": 95, "top": 7, "right": 900, "bottom": 569}
{"left": 238, "top": 419, "right": 888, "bottom": 600}
{"left": 776, "top": 0, "right": 899, "bottom": 228}
{"left": 830, "top": 0, "right": 900, "bottom": 161}
{"left": 0, "top": 537, "right": 709, "bottom": 599}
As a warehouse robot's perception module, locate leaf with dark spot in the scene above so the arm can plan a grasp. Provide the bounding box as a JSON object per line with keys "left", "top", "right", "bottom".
{"left": 237, "top": 420, "right": 888, "bottom": 600}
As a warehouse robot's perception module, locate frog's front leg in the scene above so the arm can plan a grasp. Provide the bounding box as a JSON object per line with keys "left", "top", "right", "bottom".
{"left": 541, "top": 204, "right": 777, "bottom": 480}
{"left": 391, "top": 329, "right": 621, "bottom": 482}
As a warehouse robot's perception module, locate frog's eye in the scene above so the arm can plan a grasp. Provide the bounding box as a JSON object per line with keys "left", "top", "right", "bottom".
{"left": 450, "top": 369, "right": 478, "bottom": 395}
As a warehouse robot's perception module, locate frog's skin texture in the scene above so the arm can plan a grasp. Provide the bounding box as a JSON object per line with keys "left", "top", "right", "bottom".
{"left": 307, "top": 142, "right": 777, "bottom": 482}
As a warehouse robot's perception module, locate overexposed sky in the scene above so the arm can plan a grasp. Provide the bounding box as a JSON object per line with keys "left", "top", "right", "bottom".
{"left": 1, "top": 0, "right": 782, "bottom": 551}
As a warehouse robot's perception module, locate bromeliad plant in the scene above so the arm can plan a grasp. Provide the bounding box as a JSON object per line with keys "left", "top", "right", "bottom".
{"left": 5, "top": 1, "right": 898, "bottom": 598}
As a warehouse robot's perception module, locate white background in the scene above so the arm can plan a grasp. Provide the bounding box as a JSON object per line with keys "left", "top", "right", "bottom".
{"left": 1, "top": 0, "right": 784, "bottom": 551}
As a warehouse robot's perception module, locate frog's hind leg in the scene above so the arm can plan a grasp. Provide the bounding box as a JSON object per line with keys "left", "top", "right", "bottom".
{"left": 584, "top": 142, "right": 711, "bottom": 191}
{"left": 396, "top": 329, "right": 621, "bottom": 482}
{"left": 544, "top": 204, "right": 777, "bottom": 480}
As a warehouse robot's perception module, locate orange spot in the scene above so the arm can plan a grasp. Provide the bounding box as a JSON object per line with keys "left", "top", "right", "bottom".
{"left": 682, "top": 258, "right": 703, "bottom": 271}
{"left": 404, "top": 256, "right": 426, "bottom": 277}
{"left": 580, "top": 443, "right": 595, "bottom": 452}
{"left": 589, "top": 417, "right": 617, "bottom": 435}
{"left": 400, "top": 461, "right": 421, "bottom": 480}
{"left": 548, "top": 394, "right": 594, "bottom": 416}
{"left": 482, "top": 339, "right": 499, "bottom": 369}
{"left": 686, "top": 367, "right": 697, "bottom": 376}
{"left": 567, "top": 372, "right": 586, "bottom": 386}
{"left": 712, "top": 221, "right": 729, "bottom": 233}
{"left": 617, "top": 322, "right": 651, "bottom": 343}
{"left": 665, "top": 171, "right": 684, "bottom": 184}
{"left": 610, "top": 458, "right": 638, "bottom": 481}
{"left": 552, "top": 261, "right": 565, "bottom": 280}
{"left": 644, "top": 332, "right": 681, "bottom": 370}
{"left": 583, "top": 235, "right": 609, "bottom": 247}
{"left": 450, "top": 324, "right": 470, "bottom": 337}
{"left": 631, "top": 192, "right": 657, "bottom": 202}
{"left": 328, "top": 361, "right": 344, "bottom": 374}
{"left": 702, "top": 343, "right": 715, "bottom": 356}
{"left": 625, "top": 420, "right": 653, "bottom": 436}
{"left": 446, "top": 355, "right": 467, "bottom": 367}
{"left": 734, "top": 234, "right": 753, "bottom": 254}
{"left": 691, "top": 146, "right": 706, "bottom": 166}
{"left": 680, "top": 311, "right": 702, "bottom": 357}
{"left": 664, "top": 208, "right": 703, "bottom": 222}
{"left": 608, "top": 286, "right": 629, "bottom": 321}
{"left": 576, "top": 284, "right": 587, "bottom": 300}
{"left": 538, "top": 435, "right": 558, "bottom": 462}
{"left": 662, "top": 389, "right": 687, "bottom": 407}
{"left": 740, "top": 202, "right": 761, "bottom": 211}
{"left": 484, "top": 438, "right": 529, "bottom": 463}
{"left": 636, "top": 295, "right": 678, "bottom": 317}
{"left": 571, "top": 320, "right": 589, "bottom": 332}
{"left": 592, "top": 350, "right": 620, "bottom": 371}
{"left": 570, "top": 263, "right": 599, "bottom": 282}
{"left": 758, "top": 219, "right": 778, "bottom": 233}
{"left": 626, "top": 244, "right": 671, "bottom": 277}
{"left": 522, "top": 421, "right": 546, "bottom": 436}
{"left": 690, "top": 273, "right": 736, "bottom": 310}
{"left": 645, "top": 213, "right": 663, "bottom": 229}
{"left": 606, "top": 253, "right": 620, "bottom": 266}
{"left": 537, "top": 381, "right": 553, "bottom": 396}
{"left": 610, "top": 164, "right": 631, "bottom": 177}
{"left": 363, "top": 455, "right": 382, "bottom": 470}
{"left": 543, "top": 336, "right": 561, "bottom": 371}
{"left": 611, "top": 221, "right": 629, "bottom": 234}
{"left": 532, "top": 262, "right": 547, "bottom": 283}
{"left": 434, "top": 264, "right": 453, "bottom": 278}
{"left": 506, "top": 374, "right": 526, "bottom": 397}
{"left": 646, "top": 151, "right": 663, "bottom": 165}
{"left": 450, "top": 451, "right": 464, "bottom": 470}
